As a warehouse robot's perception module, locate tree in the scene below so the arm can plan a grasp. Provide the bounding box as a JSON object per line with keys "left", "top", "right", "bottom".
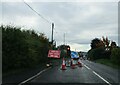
{"left": 90, "top": 38, "right": 104, "bottom": 49}
{"left": 102, "top": 36, "right": 110, "bottom": 48}
{"left": 57, "top": 45, "right": 71, "bottom": 58}
{"left": 110, "top": 41, "right": 117, "bottom": 48}
{"left": 88, "top": 37, "right": 118, "bottom": 61}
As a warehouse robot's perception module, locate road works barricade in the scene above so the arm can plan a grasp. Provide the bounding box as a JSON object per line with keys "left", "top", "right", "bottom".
{"left": 61, "top": 58, "right": 66, "bottom": 70}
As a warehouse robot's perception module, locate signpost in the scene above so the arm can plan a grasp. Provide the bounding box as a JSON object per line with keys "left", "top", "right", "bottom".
{"left": 48, "top": 50, "right": 61, "bottom": 58}
{"left": 71, "top": 51, "right": 79, "bottom": 58}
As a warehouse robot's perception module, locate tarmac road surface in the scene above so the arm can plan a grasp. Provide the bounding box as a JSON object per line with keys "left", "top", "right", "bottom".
{"left": 19, "top": 60, "right": 119, "bottom": 85}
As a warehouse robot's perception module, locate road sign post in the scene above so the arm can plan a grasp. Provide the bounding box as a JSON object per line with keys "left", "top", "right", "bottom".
{"left": 47, "top": 50, "right": 61, "bottom": 66}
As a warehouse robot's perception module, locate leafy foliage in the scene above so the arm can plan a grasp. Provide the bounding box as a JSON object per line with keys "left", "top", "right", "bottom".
{"left": 91, "top": 38, "right": 104, "bottom": 49}
{"left": 2, "top": 25, "right": 50, "bottom": 72}
{"left": 88, "top": 37, "right": 119, "bottom": 68}
{"left": 57, "top": 45, "right": 71, "bottom": 58}
{"left": 88, "top": 37, "right": 115, "bottom": 61}
{"left": 110, "top": 48, "right": 120, "bottom": 65}
{"left": 87, "top": 47, "right": 105, "bottom": 60}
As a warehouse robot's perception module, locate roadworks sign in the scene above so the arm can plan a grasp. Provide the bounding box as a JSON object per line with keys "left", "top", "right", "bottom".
{"left": 71, "top": 51, "right": 79, "bottom": 58}
{"left": 48, "top": 50, "right": 61, "bottom": 58}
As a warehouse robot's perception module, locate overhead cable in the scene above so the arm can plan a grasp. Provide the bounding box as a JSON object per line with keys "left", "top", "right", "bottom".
{"left": 23, "top": 0, "right": 51, "bottom": 24}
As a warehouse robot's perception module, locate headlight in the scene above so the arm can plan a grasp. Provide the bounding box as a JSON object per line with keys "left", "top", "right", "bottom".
{"left": 46, "top": 64, "right": 50, "bottom": 67}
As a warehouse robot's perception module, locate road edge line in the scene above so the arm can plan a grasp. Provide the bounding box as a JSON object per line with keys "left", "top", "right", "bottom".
{"left": 18, "top": 67, "right": 51, "bottom": 85}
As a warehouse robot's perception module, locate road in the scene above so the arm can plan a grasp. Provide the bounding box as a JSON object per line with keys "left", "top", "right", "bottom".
{"left": 19, "top": 59, "right": 119, "bottom": 85}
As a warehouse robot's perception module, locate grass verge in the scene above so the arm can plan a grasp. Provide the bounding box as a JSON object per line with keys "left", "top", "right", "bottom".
{"left": 95, "top": 59, "right": 120, "bottom": 69}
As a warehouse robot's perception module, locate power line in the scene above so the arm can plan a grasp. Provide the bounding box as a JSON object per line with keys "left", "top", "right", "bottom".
{"left": 22, "top": 0, "right": 51, "bottom": 24}
{"left": 22, "top": 0, "right": 55, "bottom": 44}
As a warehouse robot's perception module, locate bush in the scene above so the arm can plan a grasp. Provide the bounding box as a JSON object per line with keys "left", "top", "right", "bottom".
{"left": 88, "top": 47, "right": 105, "bottom": 60}
{"left": 111, "top": 47, "right": 120, "bottom": 65}
{"left": 2, "top": 25, "right": 50, "bottom": 72}
{"left": 87, "top": 49, "right": 94, "bottom": 60}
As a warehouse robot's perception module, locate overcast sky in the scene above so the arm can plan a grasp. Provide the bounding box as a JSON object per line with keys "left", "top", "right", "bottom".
{"left": 0, "top": 0, "right": 119, "bottom": 52}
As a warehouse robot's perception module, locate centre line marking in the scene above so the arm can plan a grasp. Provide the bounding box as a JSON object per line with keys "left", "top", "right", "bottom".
{"left": 82, "top": 62, "right": 112, "bottom": 85}
{"left": 92, "top": 71, "right": 112, "bottom": 85}
{"left": 84, "top": 64, "right": 91, "bottom": 70}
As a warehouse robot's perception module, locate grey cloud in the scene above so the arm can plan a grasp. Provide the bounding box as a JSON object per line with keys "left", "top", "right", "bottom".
{"left": 2, "top": 2, "right": 33, "bottom": 16}
{"left": 1, "top": 2, "right": 118, "bottom": 51}
{"left": 67, "top": 39, "right": 91, "bottom": 44}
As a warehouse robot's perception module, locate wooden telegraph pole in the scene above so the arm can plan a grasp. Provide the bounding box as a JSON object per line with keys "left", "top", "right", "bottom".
{"left": 51, "top": 23, "right": 54, "bottom": 44}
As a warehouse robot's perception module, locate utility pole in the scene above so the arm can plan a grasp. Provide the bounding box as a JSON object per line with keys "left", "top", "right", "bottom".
{"left": 51, "top": 23, "right": 54, "bottom": 44}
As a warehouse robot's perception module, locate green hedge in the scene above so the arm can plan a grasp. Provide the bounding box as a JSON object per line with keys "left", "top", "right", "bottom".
{"left": 111, "top": 48, "right": 120, "bottom": 65}
{"left": 87, "top": 47, "right": 106, "bottom": 60}
{"left": 2, "top": 25, "right": 50, "bottom": 72}
{"left": 88, "top": 46, "right": 120, "bottom": 66}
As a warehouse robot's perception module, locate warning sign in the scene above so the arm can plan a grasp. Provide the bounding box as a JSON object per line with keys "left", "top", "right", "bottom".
{"left": 48, "top": 50, "right": 61, "bottom": 58}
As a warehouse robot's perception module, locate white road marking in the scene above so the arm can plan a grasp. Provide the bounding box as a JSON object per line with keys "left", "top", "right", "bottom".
{"left": 92, "top": 71, "right": 112, "bottom": 85}
{"left": 84, "top": 64, "right": 91, "bottom": 70}
{"left": 81, "top": 61, "right": 112, "bottom": 85}
{"left": 18, "top": 67, "right": 51, "bottom": 85}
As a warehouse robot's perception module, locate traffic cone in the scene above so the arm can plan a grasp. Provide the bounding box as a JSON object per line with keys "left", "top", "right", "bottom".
{"left": 71, "top": 59, "right": 76, "bottom": 69}
{"left": 61, "top": 58, "right": 66, "bottom": 70}
{"left": 78, "top": 58, "right": 82, "bottom": 67}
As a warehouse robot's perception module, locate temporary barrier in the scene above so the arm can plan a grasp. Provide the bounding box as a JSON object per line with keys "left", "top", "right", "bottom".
{"left": 61, "top": 58, "right": 66, "bottom": 70}
{"left": 78, "top": 58, "right": 82, "bottom": 67}
{"left": 71, "top": 59, "right": 76, "bottom": 69}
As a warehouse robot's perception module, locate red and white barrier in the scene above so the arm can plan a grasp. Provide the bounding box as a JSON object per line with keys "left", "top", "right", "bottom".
{"left": 78, "top": 58, "right": 82, "bottom": 67}
{"left": 71, "top": 59, "right": 76, "bottom": 69}
{"left": 61, "top": 58, "right": 66, "bottom": 70}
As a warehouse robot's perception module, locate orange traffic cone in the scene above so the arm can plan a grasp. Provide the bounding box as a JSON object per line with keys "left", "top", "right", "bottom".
{"left": 78, "top": 58, "right": 82, "bottom": 67}
{"left": 61, "top": 58, "right": 66, "bottom": 70}
{"left": 71, "top": 59, "right": 76, "bottom": 69}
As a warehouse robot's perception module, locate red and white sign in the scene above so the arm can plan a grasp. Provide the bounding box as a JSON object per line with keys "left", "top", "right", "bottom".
{"left": 48, "top": 50, "right": 61, "bottom": 58}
